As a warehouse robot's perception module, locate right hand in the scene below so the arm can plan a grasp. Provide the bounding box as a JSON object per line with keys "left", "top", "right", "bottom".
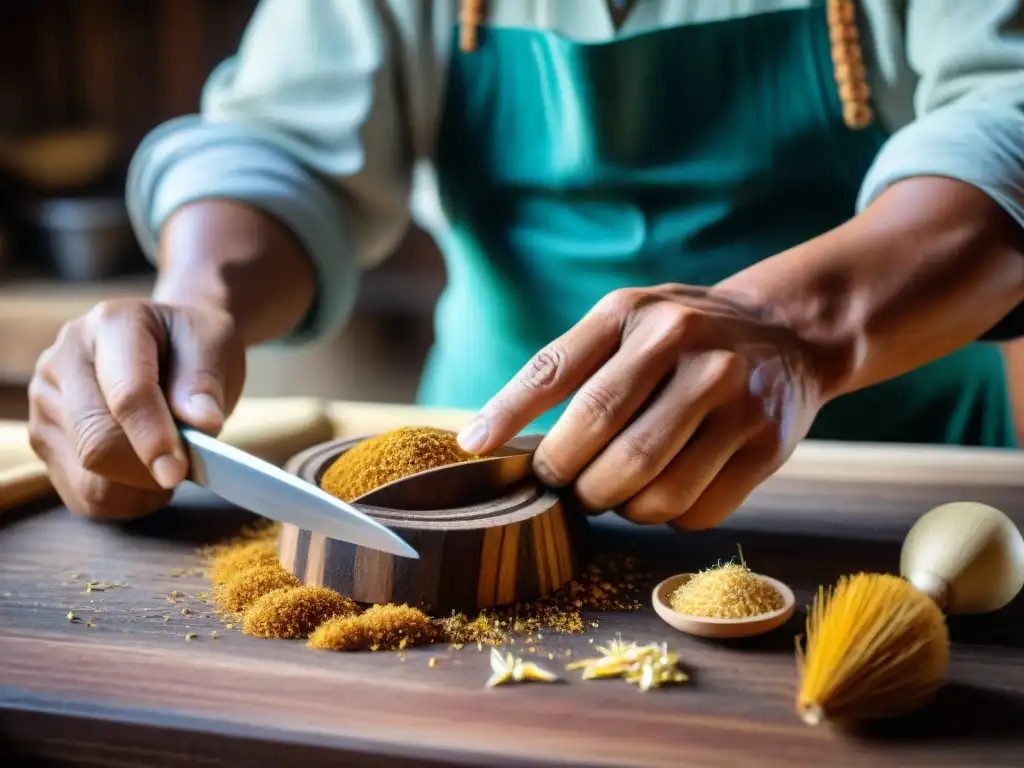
{"left": 28, "top": 299, "right": 246, "bottom": 520}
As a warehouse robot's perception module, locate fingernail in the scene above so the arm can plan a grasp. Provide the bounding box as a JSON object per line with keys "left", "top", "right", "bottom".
{"left": 457, "top": 417, "right": 489, "bottom": 453}
{"left": 186, "top": 393, "right": 224, "bottom": 425}
{"left": 151, "top": 454, "right": 186, "bottom": 489}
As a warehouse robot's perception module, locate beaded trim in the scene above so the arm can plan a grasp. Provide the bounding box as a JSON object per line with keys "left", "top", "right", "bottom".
{"left": 827, "top": 0, "right": 874, "bottom": 129}
{"left": 459, "top": 0, "right": 486, "bottom": 52}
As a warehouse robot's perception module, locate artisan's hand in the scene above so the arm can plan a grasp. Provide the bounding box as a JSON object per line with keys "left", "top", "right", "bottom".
{"left": 457, "top": 286, "right": 826, "bottom": 529}
{"left": 28, "top": 299, "right": 246, "bottom": 520}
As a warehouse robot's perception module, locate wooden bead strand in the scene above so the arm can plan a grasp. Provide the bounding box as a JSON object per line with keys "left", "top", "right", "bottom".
{"left": 826, "top": 0, "right": 874, "bottom": 130}
{"left": 459, "top": 0, "right": 486, "bottom": 53}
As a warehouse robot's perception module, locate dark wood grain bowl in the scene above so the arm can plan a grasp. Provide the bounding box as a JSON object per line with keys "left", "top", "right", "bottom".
{"left": 281, "top": 435, "right": 588, "bottom": 616}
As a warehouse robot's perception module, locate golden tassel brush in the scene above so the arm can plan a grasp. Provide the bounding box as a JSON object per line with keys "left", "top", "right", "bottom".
{"left": 796, "top": 501, "right": 1024, "bottom": 727}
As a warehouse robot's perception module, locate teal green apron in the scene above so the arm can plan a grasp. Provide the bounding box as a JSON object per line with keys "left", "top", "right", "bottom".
{"left": 418, "top": 3, "right": 1016, "bottom": 448}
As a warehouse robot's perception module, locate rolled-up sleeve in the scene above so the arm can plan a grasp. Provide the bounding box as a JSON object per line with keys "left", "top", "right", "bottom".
{"left": 856, "top": 0, "right": 1024, "bottom": 339}
{"left": 126, "top": 0, "right": 416, "bottom": 345}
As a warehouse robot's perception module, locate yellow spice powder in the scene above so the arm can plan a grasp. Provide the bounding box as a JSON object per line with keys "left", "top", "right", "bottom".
{"left": 668, "top": 562, "right": 783, "bottom": 619}
{"left": 243, "top": 586, "right": 360, "bottom": 639}
{"left": 213, "top": 563, "right": 300, "bottom": 615}
{"left": 319, "top": 426, "right": 478, "bottom": 502}
{"left": 208, "top": 538, "right": 278, "bottom": 586}
{"left": 309, "top": 604, "right": 439, "bottom": 651}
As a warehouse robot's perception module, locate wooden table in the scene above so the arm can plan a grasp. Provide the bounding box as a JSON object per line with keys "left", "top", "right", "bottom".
{"left": 2, "top": 447, "right": 1024, "bottom": 766}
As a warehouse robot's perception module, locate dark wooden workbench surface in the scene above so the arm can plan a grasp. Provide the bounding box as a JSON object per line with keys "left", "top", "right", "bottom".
{"left": 1, "top": 476, "right": 1023, "bottom": 767}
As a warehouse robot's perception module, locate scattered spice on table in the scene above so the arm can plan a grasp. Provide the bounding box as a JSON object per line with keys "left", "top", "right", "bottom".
{"left": 319, "top": 426, "right": 479, "bottom": 502}
{"left": 668, "top": 552, "right": 782, "bottom": 619}
{"left": 203, "top": 519, "right": 648, "bottom": 648}
{"left": 243, "top": 586, "right": 359, "bottom": 639}
{"left": 440, "top": 556, "right": 646, "bottom": 646}
{"left": 309, "top": 603, "right": 438, "bottom": 651}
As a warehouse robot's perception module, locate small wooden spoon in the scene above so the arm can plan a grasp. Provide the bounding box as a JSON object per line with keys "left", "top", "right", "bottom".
{"left": 652, "top": 572, "right": 796, "bottom": 639}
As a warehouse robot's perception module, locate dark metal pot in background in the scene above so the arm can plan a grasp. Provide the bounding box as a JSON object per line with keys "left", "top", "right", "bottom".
{"left": 25, "top": 196, "right": 134, "bottom": 281}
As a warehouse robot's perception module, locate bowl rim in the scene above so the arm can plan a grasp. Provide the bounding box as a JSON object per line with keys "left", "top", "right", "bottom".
{"left": 652, "top": 571, "right": 797, "bottom": 625}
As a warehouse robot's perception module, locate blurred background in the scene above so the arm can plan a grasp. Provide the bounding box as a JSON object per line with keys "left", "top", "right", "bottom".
{"left": 0, "top": 0, "right": 442, "bottom": 421}
{"left": 0, "top": 0, "right": 1022, "bottom": 443}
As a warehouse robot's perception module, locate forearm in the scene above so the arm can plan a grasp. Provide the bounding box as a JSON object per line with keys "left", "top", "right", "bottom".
{"left": 717, "top": 177, "right": 1024, "bottom": 401}
{"left": 152, "top": 200, "right": 316, "bottom": 346}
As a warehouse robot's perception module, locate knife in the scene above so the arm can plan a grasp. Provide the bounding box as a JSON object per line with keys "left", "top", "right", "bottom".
{"left": 180, "top": 427, "right": 419, "bottom": 560}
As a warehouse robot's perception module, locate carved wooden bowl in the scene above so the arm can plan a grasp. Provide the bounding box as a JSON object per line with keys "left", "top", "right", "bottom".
{"left": 281, "top": 435, "right": 588, "bottom": 616}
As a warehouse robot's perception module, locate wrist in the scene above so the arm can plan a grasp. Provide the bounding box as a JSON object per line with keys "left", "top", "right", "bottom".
{"left": 717, "top": 178, "right": 1024, "bottom": 401}
{"left": 151, "top": 200, "right": 317, "bottom": 346}
{"left": 710, "top": 270, "right": 856, "bottom": 404}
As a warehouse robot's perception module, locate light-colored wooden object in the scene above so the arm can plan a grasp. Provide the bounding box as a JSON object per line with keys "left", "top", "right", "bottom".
{"left": 327, "top": 401, "right": 1024, "bottom": 490}
{"left": 0, "top": 460, "right": 51, "bottom": 511}
{"left": 281, "top": 435, "right": 588, "bottom": 616}
{"left": 0, "top": 397, "right": 335, "bottom": 511}
{"left": 651, "top": 573, "right": 796, "bottom": 640}
{"left": 900, "top": 501, "right": 1024, "bottom": 614}
{"left": 5, "top": 398, "right": 1024, "bottom": 517}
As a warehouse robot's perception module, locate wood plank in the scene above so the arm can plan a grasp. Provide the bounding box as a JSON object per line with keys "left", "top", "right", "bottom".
{"left": 1, "top": 459, "right": 1024, "bottom": 765}
{"left": 0, "top": 277, "right": 153, "bottom": 385}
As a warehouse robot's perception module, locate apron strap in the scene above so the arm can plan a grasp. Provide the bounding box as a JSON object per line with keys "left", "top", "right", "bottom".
{"left": 459, "top": 0, "right": 487, "bottom": 52}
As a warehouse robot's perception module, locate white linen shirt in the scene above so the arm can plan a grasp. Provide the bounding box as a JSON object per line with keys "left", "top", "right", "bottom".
{"left": 126, "top": 0, "right": 1024, "bottom": 343}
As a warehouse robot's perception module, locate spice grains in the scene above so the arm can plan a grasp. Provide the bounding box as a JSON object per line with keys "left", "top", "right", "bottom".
{"left": 319, "top": 426, "right": 478, "bottom": 502}
{"left": 668, "top": 562, "right": 783, "bottom": 619}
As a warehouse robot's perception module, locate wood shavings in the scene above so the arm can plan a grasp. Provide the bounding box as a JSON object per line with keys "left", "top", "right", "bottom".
{"left": 566, "top": 636, "right": 689, "bottom": 691}
{"left": 486, "top": 648, "right": 558, "bottom": 687}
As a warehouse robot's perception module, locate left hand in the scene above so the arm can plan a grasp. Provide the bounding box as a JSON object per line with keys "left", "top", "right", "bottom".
{"left": 457, "top": 285, "right": 828, "bottom": 530}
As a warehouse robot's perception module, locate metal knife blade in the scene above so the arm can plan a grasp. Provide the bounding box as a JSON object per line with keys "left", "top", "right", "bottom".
{"left": 180, "top": 428, "right": 418, "bottom": 560}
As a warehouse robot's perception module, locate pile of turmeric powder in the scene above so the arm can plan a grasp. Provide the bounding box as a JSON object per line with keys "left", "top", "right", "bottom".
{"left": 319, "top": 426, "right": 479, "bottom": 502}
{"left": 205, "top": 518, "right": 647, "bottom": 651}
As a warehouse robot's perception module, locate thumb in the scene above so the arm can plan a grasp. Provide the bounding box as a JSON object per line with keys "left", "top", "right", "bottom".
{"left": 160, "top": 307, "right": 245, "bottom": 436}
